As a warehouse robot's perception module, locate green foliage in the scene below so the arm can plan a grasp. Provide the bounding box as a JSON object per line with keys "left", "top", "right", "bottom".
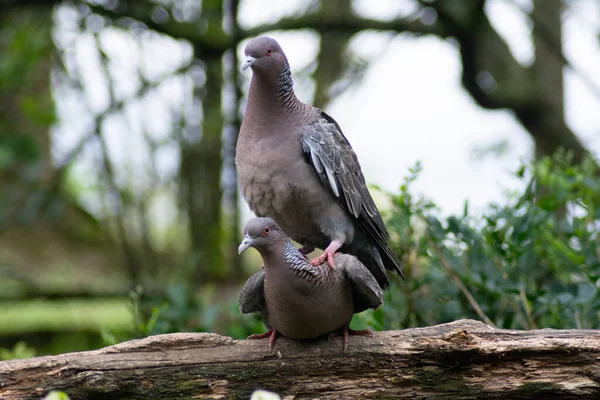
{"left": 0, "top": 135, "right": 39, "bottom": 170}
{"left": 380, "top": 153, "right": 600, "bottom": 330}
{"left": 0, "top": 299, "right": 133, "bottom": 335}
{"left": 119, "top": 154, "right": 600, "bottom": 341}
{"left": 0, "top": 341, "right": 36, "bottom": 360}
{"left": 90, "top": 154, "right": 600, "bottom": 349}
{"left": 101, "top": 282, "right": 266, "bottom": 345}
{"left": 0, "top": 9, "right": 55, "bottom": 169}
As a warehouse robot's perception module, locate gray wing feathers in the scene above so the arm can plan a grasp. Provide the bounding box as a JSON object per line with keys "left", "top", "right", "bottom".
{"left": 301, "top": 110, "right": 403, "bottom": 285}
{"left": 301, "top": 118, "right": 367, "bottom": 219}
{"left": 239, "top": 268, "right": 266, "bottom": 314}
{"left": 339, "top": 255, "right": 384, "bottom": 313}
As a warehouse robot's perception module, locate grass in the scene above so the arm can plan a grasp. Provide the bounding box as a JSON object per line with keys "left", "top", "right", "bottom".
{"left": 0, "top": 298, "right": 134, "bottom": 334}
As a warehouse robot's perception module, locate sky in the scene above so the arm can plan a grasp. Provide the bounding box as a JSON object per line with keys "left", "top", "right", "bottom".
{"left": 52, "top": 0, "right": 600, "bottom": 232}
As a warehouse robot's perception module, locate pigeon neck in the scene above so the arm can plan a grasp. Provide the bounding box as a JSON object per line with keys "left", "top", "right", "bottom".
{"left": 281, "top": 241, "right": 313, "bottom": 271}
{"left": 267, "top": 241, "right": 334, "bottom": 284}
{"left": 247, "top": 61, "right": 299, "bottom": 113}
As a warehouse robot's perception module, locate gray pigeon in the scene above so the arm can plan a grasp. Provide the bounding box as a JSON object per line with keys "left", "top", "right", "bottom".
{"left": 238, "top": 217, "right": 383, "bottom": 350}
{"left": 236, "top": 36, "right": 403, "bottom": 289}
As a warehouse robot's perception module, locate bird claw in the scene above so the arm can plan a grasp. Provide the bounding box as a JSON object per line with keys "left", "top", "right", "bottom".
{"left": 329, "top": 326, "right": 373, "bottom": 351}
{"left": 309, "top": 240, "right": 342, "bottom": 270}
{"left": 247, "top": 329, "right": 273, "bottom": 340}
{"left": 247, "top": 328, "right": 278, "bottom": 350}
{"left": 310, "top": 250, "right": 336, "bottom": 270}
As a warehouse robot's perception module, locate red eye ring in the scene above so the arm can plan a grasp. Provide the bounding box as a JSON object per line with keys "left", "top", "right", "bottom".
{"left": 263, "top": 227, "right": 271, "bottom": 235}
{"left": 266, "top": 48, "right": 272, "bottom": 56}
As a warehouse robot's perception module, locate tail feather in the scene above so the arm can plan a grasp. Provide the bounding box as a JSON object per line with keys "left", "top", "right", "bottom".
{"left": 355, "top": 214, "right": 404, "bottom": 288}
{"left": 348, "top": 243, "right": 399, "bottom": 290}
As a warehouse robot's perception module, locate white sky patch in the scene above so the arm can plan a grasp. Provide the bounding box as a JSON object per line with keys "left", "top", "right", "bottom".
{"left": 486, "top": 0, "right": 534, "bottom": 66}
{"left": 353, "top": 0, "right": 418, "bottom": 20}
{"left": 74, "top": 32, "right": 110, "bottom": 115}
{"left": 238, "top": 0, "right": 310, "bottom": 29}
{"left": 328, "top": 35, "right": 532, "bottom": 215}
{"left": 563, "top": 0, "right": 600, "bottom": 155}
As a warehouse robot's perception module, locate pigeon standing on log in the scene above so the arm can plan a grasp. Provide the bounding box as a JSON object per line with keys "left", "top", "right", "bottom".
{"left": 236, "top": 36, "right": 403, "bottom": 289}
{"left": 238, "top": 217, "right": 383, "bottom": 350}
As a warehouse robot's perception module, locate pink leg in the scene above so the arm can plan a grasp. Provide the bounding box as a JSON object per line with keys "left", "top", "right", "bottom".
{"left": 247, "top": 329, "right": 273, "bottom": 340}
{"left": 247, "top": 329, "right": 278, "bottom": 350}
{"left": 268, "top": 329, "right": 278, "bottom": 350}
{"left": 329, "top": 326, "right": 373, "bottom": 351}
{"left": 310, "top": 239, "right": 343, "bottom": 270}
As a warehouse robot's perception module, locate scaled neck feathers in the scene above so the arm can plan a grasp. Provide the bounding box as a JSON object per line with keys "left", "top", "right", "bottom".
{"left": 277, "top": 61, "right": 293, "bottom": 98}
{"left": 247, "top": 61, "right": 299, "bottom": 113}
{"left": 280, "top": 241, "right": 334, "bottom": 285}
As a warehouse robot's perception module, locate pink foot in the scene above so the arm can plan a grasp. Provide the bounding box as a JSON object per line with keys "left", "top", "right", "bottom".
{"left": 309, "top": 240, "right": 342, "bottom": 270}
{"left": 247, "top": 328, "right": 278, "bottom": 350}
{"left": 310, "top": 251, "right": 335, "bottom": 269}
{"left": 329, "top": 326, "right": 373, "bottom": 351}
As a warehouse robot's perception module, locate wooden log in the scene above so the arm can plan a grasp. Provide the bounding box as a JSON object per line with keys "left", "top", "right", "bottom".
{"left": 1, "top": 319, "right": 599, "bottom": 399}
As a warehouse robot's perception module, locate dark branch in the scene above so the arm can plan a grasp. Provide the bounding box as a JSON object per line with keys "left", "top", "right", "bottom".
{"left": 243, "top": 13, "right": 443, "bottom": 38}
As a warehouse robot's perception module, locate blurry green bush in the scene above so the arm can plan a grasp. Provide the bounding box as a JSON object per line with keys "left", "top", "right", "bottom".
{"left": 381, "top": 152, "right": 600, "bottom": 331}
{"left": 115, "top": 152, "right": 600, "bottom": 343}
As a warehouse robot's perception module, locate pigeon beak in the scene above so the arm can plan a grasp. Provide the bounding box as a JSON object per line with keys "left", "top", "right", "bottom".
{"left": 238, "top": 234, "right": 254, "bottom": 254}
{"left": 240, "top": 56, "right": 256, "bottom": 71}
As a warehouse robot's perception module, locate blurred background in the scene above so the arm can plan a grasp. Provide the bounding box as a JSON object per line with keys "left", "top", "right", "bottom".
{"left": 1, "top": 0, "right": 599, "bottom": 359}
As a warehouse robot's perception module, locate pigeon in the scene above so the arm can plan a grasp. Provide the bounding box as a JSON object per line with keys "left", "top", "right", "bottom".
{"left": 236, "top": 36, "right": 403, "bottom": 289}
{"left": 238, "top": 217, "right": 383, "bottom": 350}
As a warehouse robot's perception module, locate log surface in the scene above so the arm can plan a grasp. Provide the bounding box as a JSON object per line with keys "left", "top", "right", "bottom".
{"left": 1, "top": 319, "right": 599, "bottom": 399}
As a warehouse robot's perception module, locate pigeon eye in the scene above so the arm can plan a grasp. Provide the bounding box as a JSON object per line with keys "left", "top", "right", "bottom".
{"left": 263, "top": 227, "right": 271, "bottom": 235}
{"left": 266, "top": 48, "right": 272, "bottom": 56}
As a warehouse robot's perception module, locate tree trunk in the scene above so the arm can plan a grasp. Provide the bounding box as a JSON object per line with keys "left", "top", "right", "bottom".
{"left": 313, "top": 0, "right": 352, "bottom": 109}
{"left": 0, "top": 5, "right": 55, "bottom": 226}
{"left": 2, "top": 320, "right": 599, "bottom": 399}
{"left": 531, "top": 0, "right": 565, "bottom": 160}
{"left": 181, "top": 53, "right": 225, "bottom": 280}
{"left": 222, "top": 0, "right": 243, "bottom": 280}
{"left": 180, "top": 0, "right": 228, "bottom": 281}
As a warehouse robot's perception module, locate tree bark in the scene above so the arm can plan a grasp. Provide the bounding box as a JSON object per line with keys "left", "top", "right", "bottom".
{"left": 1, "top": 319, "right": 599, "bottom": 399}
{"left": 180, "top": 0, "right": 228, "bottom": 280}
{"left": 530, "top": 0, "right": 568, "bottom": 161}
{"left": 181, "top": 52, "right": 226, "bottom": 280}
{"left": 313, "top": 0, "right": 352, "bottom": 109}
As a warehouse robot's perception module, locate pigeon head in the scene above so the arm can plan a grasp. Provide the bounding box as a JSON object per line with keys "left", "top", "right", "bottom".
{"left": 238, "top": 217, "right": 286, "bottom": 254}
{"left": 240, "top": 37, "right": 288, "bottom": 75}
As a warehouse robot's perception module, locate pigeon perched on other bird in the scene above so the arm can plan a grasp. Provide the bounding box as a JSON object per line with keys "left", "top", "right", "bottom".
{"left": 236, "top": 36, "right": 403, "bottom": 289}
{"left": 238, "top": 217, "right": 383, "bottom": 350}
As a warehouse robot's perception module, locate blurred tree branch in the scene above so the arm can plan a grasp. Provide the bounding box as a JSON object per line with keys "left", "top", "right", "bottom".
{"left": 89, "top": 0, "right": 594, "bottom": 165}
{"left": 85, "top": 1, "right": 230, "bottom": 54}
{"left": 6, "top": 0, "right": 593, "bottom": 289}
{"left": 222, "top": 0, "right": 243, "bottom": 276}
{"left": 67, "top": 0, "right": 240, "bottom": 282}
{"left": 312, "top": 0, "right": 352, "bottom": 109}
{"left": 421, "top": 0, "right": 593, "bottom": 164}
{"left": 7, "top": 0, "right": 595, "bottom": 167}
